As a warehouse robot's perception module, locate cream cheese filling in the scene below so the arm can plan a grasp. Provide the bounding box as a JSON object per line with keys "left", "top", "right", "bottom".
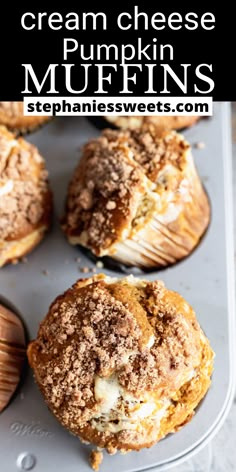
{"left": 92, "top": 364, "right": 197, "bottom": 433}
{"left": 84, "top": 275, "right": 200, "bottom": 435}
{"left": 92, "top": 373, "right": 170, "bottom": 433}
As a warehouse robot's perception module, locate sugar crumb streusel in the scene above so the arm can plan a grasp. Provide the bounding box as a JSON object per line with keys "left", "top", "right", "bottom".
{"left": 90, "top": 450, "right": 103, "bottom": 471}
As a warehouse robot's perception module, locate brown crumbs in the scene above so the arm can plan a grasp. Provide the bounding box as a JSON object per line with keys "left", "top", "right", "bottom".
{"left": 80, "top": 266, "right": 90, "bottom": 273}
{"left": 90, "top": 450, "right": 103, "bottom": 471}
{"left": 194, "top": 141, "right": 205, "bottom": 149}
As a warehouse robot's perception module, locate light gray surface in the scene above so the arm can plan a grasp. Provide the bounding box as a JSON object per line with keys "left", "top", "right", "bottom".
{"left": 0, "top": 104, "right": 235, "bottom": 472}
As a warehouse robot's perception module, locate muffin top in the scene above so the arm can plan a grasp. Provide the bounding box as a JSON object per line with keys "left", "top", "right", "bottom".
{"left": 63, "top": 128, "right": 191, "bottom": 254}
{"left": 28, "top": 275, "right": 206, "bottom": 433}
{"left": 105, "top": 115, "right": 200, "bottom": 131}
{"left": 0, "top": 126, "right": 51, "bottom": 242}
{"left": 0, "top": 102, "right": 50, "bottom": 133}
{"left": 0, "top": 102, "right": 23, "bottom": 119}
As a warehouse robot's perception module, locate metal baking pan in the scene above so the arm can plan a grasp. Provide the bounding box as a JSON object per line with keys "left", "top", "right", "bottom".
{"left": 0, "top": 103, "right": 235, "bottom": 472}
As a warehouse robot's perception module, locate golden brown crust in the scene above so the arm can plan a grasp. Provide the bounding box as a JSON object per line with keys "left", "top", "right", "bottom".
{"left": 63, "top": 127, "right": 210, "bottom": 268}
{"left": 0, "top": 126, "right": 52, "bottom": 267}
{"left": 104, "top": 115, "right": 200, "bottom": 132}
{"left": 0, "top": 102, "right": 50, "bottom": 135}
{"left": 28, "top": 275, "right": 214, "bottom": 452}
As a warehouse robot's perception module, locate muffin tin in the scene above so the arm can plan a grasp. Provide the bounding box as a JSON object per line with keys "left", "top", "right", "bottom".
{"left": 0, "top": 103, "right": 235, "bottom": 471}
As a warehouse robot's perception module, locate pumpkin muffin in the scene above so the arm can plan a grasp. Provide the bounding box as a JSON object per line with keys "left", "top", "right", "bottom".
{"left": 0, "top": 126, "right": 52, "bottom": 267}
{"left": 62, "top": 127, "right": 210, "bottom": 268}
{"left": 0, "top": 102, "right": 50, "bottom": 135}
{"left": 28, "top": 274, "right": 214, "bottom": 456}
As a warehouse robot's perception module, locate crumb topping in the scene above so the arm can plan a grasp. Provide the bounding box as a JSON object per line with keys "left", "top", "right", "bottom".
{"left": 90, "top": 450, "right": 103, "bottom": 471}
{"left": 0, "top": 102, "right": 23, "bottom": 118}
{"left": 63, "top": 128, "right": 190, "bottom": 252}
{"left": 29, "top": 276, "right": 203, "bottom": 435}
{"left": 0, "top": 126, "right": 51, "bottom": 241}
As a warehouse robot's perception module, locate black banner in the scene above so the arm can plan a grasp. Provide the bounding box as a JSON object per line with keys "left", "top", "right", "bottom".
{"left": 0, "top": 4, "right": 233, "bottom": 100}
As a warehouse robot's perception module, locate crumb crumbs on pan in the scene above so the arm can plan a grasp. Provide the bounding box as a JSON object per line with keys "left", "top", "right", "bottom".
{"left": 80, "top": 266, "right": 90, "bottom": 273}
{"left": 79, "top": 266, "right": 96, "bottom": 273}
{"left": 42, "top": 269, "right": 49, "bottom": 276}
{"left": 90, "top": 450, "right": 103, "bottom": 471}
{"left": 194, "top": 141, "right": 206, "bottom": 149}
{"left": 11, "top": 259, "right": 19, "bottom": 265}
{"left": 96, "top": 261, "right": 104, "bottom": 269}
